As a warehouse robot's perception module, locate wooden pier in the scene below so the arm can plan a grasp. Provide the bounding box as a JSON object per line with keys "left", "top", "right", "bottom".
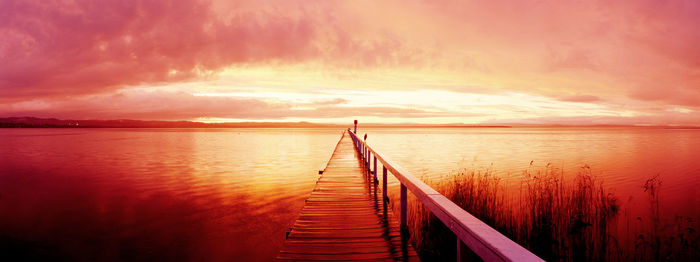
{"left": 277, "top": 131, "right": 418, "bottom": 261}
{"left": 279, "top": 128, "right": 543, "bottom": 262}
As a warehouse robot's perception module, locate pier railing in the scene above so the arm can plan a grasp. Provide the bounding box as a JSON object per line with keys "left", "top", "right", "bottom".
{"left": 348, "top": 131, "right": 543, "bottom": 262}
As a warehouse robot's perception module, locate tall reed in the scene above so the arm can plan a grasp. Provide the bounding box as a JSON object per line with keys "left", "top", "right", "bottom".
{"left": 409, "top": 164, "right": 620, "bottom": 261}
{"left": 628, "top": 175, "right": 698, "bottom": 261}
{"left": 407, "top": 164, "right": 699, "bottom": 261}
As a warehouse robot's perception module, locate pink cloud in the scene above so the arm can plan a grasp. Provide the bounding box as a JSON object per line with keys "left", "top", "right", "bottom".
{"left": 623, "top": 0, "right": 700, "bottom": 68}
{"left": 629, "top": 82, "right": 700, "bottom": 107}
{"left": 0, "top": 0, "right": 422, "bottom": 101}
{"left": 546, "top": 49, "right": 598, "bottom": 72}
{"left": 558, "top": 95, "right": 601, "bottom": 103}
{"left": 0, "top": 0, "right": 321, "bottom": 99}
{"left": 0, "top": 90, "right": 462, "bottom": 120}
{"left": 312, "top": 98, "right": 348, "bottom": 106}
{"left": 2, "top": 0, "right": 700, "bottom": 124}
{"left": 412, "top": 0, "right": 700, "bottom": 107}
{"left": 484, "top": 110, "right": 700, "bottom": 126}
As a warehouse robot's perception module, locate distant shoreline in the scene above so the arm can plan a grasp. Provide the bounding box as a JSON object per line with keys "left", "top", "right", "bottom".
{"left": 1, "top": 117, "right": 698, "bottom": 129}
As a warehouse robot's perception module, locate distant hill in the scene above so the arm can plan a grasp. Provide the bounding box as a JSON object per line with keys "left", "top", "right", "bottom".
{"left": 0, "top": 117, "right": 343, "bottom": 128}
{"left": 0, "top": 116, "right": 515, "bottom": 128}
{"left": 7, "top": 116, "right": 692, "bottom": 129}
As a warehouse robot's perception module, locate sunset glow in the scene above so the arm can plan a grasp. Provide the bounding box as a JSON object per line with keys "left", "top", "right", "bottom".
{"left": 2, "top": 0, "right": 699, "bottom": 125}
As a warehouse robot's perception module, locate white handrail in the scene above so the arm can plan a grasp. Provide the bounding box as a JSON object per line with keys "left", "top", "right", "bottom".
{"left": 348, "top": 130, "right": 543, "bottom": 262}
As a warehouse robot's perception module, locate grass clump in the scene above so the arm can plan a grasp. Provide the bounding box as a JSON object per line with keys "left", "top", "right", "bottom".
{"left": 407, "top": 164, "right": 699, "bottom": 261}
{"left": 409, "top": 163, "right": 620, "bottom": 261}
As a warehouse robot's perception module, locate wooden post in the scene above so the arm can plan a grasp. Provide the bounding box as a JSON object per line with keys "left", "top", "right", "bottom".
{"left": 367, "top": 151, "right": 371, "bottom": 170}
{"left": 368, "top": 152, "right": 372, "bottom": 171}
{"left": 365, "top": 148, "right": 368, "bottom": 167}
{"left": 366, "top": 148, "right": 369, "bottom": 166}
{"left": 382, "top": 166, "right": 388, "bottom": 200}
{"left": 400, "top": 183, "right": 407, "bottom": 230}
{"left": 373, "top": 156, "right": 377, "bottom": 181}
{"left": 456, "top": 237, "right": 462, "bottom": 262}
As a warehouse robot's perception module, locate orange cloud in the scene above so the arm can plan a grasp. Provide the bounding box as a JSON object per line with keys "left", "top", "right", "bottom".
{"left": 558, "top": 95, "right": 601, "bottom": 103}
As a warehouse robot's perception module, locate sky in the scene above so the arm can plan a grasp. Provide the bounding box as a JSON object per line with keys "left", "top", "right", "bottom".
{"left": 1, "top": 0, "right": 699, "bottom": 125}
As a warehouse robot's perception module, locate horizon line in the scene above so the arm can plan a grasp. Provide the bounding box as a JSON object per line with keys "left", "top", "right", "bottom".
{"left": 2, "top": 116, "right": 700, "bottom": 129}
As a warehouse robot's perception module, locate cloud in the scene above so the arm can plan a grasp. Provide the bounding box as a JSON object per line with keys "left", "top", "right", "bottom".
{"left": 2, "top": 90, "right": 276, "bottom": 120}
{"left": 2, "top": 0, "right": 700, "bottom": 124}
{"left": 546, "top": 49, "right": 598, "bottom": 71}
{"left": 0, "top": 90, "right": 464, "bottom": 120}
{"left": 0, "top": 0, "right": 424, "bottom": 100}
{"left": 558, "top": 95, "right": 601, "bottom": 103}
{"left": 308, "top": 106, "right": 456, "bottom": 119}
{"left": 624, "top": 0, "right": 700, "bottom": 68}
{"left": 0, "top": 0, "right": 320, "bottom": 99}
{"left": 406, "top": 0, "right": 700, "bottom": 107}
{"left": 483, "top": 111, "right": 700, "bottom": 126}
{"left": 628, "top": 84, "right": 700, "bottom": 108}
{"left": 311, "top": 98, "right": 348, "bottom": 106}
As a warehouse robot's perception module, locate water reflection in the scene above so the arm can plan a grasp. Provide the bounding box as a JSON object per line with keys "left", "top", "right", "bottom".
{"left": 366, "top": 127, "right": 699, "bottom": 217}
{"left": 1, "top": 127, "right": 698, "bottom": 261}
{"left": 0, "top": 128, "right": 340, "bottom": 261}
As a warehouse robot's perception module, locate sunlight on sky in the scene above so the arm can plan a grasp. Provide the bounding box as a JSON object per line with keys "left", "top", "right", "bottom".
{"left": 2, "top": 0, "right": 699, "bottom": 125}
{"left": 192, "top": 89, "right": 623, "bottom": 124}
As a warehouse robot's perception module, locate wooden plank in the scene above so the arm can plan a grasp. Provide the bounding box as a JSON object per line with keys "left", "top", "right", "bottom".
{"left": 277, "top": 131, "right": 418, "bottom": 261}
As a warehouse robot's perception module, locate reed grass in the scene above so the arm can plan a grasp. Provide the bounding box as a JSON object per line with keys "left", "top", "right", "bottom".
{"left": 407, "top": 164, "right": 610, "bottom": 261}
{"left": 407, "top": 165, "right": 698, "bottom": 261}
{"left": 629, "top": 175, "right": 699, "bottom": 261}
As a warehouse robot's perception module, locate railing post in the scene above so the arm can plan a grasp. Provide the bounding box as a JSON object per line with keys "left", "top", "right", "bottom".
{"left": 456, "top": 238, "right": 462, "bottom": 262}
{"left": 365, "top": 147, "right": 368, "bottom": 165}
{"left": 365, "top": 148, "right": 368, "bottom": 167}
{"left": 382, "top": 166, "right": 387, "bottom": 200}
{"left": 368, "top": 152, "right": 372, "bottom": 172}
{"left": 400, "top": 183, "right": 407, "bottom": 230}
{"left": 367, "top": 151, "right": 371, "bottom": 172}
{"left": 368, "top": 151, "right": 371, "bottom": 167}
{"left": 373, "top": 156, "right": 377, "bottom": 182}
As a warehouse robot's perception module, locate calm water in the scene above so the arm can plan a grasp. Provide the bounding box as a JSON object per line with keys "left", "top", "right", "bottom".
{"left": 1, "top": 127, "right": 698, "bottom": 261}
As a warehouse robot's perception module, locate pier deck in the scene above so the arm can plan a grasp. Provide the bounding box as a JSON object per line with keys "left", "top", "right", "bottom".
{"left": 277, "top": 131, "right": 418, "bottom": 261}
